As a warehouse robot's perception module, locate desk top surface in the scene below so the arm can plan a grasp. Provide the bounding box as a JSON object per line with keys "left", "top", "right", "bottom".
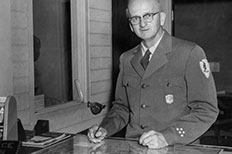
{"left": 72, "top": 135, "right": 228, "bottom": 154}
{"left": 27, "top": 134, "right": 232, "bottom": 154}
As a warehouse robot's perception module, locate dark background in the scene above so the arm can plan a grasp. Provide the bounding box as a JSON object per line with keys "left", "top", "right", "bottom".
{"left": 113, "top": 0, "right": 232, "bottom": 94}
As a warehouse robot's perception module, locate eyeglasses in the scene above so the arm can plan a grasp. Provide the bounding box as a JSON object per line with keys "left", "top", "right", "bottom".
{"left": 128, "top": 12, "right": 160, "bottom": 25}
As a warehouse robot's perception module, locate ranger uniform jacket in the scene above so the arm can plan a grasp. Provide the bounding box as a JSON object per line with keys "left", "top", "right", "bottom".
{"left": 100, "top": 30, "right": 219, "bottom": 145}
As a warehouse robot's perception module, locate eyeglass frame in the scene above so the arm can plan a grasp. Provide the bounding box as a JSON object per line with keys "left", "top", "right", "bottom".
{"left": 128, "top": 11, "right": 160, "bottom": 25}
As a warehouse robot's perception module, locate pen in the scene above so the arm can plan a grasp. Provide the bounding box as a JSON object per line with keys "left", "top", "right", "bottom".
{"left": 94, "top": 126, "right": 101, "bottom": 138}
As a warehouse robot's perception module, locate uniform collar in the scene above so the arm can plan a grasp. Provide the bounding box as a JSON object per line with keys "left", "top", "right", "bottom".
{"left": 131, "top": 30, "right": 172, "bottom": 78}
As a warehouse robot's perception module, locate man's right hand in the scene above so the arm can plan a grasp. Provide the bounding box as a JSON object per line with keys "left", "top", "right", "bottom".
{"left": 87, "top": 125, "right": 107, "bottom": 143}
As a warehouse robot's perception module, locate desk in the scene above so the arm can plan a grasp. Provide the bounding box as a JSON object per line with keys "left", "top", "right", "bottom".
{"left": 25, "top": 134, "right": 232, "bottom": 154}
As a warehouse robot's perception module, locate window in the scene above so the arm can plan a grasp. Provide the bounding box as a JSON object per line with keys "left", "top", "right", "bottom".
{"left": 33, "top": 0, "right": 72, "bottom": 107}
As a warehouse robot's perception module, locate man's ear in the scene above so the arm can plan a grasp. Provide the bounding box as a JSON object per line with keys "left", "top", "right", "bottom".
{"left": 160, "top": 12, "right": 166, "bottom": 26}
{"left": 129, "top": 23, "right": 134, "bottom": 32}
{"left": 126, "top": 8, "right": 134, "bottom": 32}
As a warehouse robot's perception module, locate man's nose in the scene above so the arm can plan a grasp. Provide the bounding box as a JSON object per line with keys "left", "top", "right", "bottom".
{"left": 139, "top": 18, "right": 147, "bottom": 27}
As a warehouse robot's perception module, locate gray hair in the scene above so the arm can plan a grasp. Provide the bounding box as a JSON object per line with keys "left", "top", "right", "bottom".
{"left": 126, "top": 0, "right": 161, "bottom": 18}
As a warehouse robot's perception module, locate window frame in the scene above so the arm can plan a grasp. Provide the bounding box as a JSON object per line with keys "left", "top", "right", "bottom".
{"left": 34, "top": 0, "right": 90, "bottom": 114}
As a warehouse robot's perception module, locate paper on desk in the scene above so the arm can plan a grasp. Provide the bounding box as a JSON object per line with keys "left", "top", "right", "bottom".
{"left": 23, "top": 133, "right": 70, "bottom": 147}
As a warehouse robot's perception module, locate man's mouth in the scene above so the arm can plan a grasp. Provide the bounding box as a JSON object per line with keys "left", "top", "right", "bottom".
{"left": 140, "top": 28, "right": 149, "bottom": 32}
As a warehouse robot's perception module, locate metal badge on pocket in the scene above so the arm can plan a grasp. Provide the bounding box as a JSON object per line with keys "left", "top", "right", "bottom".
{"left": 165, "top": 94, "right": 174, "bottom": 104}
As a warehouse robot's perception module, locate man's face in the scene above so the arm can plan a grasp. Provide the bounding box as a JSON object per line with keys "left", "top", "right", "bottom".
{"left": 128, "top": 0, "right": 165, "bottom": 42}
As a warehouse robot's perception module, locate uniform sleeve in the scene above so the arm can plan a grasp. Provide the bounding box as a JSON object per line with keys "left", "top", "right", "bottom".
{"left": 99, "top": 53, "right": 130, "bottom": 136}
{"left": 160, "top": 45, "right": 219, "bottom": 145}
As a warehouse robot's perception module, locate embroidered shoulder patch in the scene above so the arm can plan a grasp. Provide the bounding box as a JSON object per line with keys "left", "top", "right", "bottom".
{"left": 199, "top": 59, "right": 210, "bottom": 78}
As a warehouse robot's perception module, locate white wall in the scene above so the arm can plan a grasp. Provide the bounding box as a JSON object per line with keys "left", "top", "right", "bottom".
{"left": 0, "top": 1, "right": 13, "bottom": 96}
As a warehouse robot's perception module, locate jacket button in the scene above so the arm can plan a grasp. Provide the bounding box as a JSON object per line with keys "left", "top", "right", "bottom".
{"left": 167, "top": 82, "right": 171, "bottom": 87}
{"left": 140, "top": 125, "right": 146, "bottom": 129}
{"left": 141, "top": 104, "right": 146, "bottom": 108}
{"left": 141, "top": 84, "right": 149, "bottom": 89}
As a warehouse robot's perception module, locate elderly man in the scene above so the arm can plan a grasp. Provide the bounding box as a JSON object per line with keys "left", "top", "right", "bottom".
{"left": 88, "top": 0, "right": 218, "bottom": 149}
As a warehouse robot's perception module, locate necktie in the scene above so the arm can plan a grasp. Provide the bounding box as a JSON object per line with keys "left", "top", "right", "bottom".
{"left": 141, "top": 50, "right": 151, "bottom": 70}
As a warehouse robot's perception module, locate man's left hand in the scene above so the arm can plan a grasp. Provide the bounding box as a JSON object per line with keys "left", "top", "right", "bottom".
{"left": 139, "top": 130, "right": 168, "bottom": 149}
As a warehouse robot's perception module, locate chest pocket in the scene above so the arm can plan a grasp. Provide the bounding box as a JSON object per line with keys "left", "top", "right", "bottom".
{"left": 165, "top": 77, "right": 185, "bottom": 94}
{"left": 123, "top": 76, "right": 140, "bottom": 89}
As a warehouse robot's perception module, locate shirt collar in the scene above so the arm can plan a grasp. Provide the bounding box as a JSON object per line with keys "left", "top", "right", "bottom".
{"left": 141, "top": 31, "right": 164, "bottom": 56}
